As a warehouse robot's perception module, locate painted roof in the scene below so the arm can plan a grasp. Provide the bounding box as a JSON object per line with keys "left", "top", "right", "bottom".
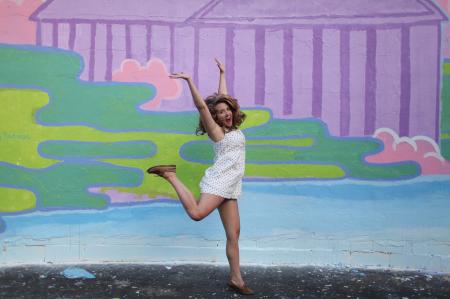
{"left": 31, "top": 0, "right": 447, "bottom": 25}
{"left": 196, "top": 0, "right": 448, "bottom": 25}
{"left": 30, "top": 0, "right": 213, "bottom": 23}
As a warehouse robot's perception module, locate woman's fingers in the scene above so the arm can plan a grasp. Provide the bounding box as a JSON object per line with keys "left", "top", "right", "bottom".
{"left": 169, "top": 72, "right": 189, "bottom": 79}
{"left": 215, "top": 58, "right": 225, "bottom": 71}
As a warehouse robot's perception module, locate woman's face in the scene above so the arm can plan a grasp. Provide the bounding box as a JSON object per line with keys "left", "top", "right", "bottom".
{"left": 214, "top": 102, "right": 233, "bottom": 129}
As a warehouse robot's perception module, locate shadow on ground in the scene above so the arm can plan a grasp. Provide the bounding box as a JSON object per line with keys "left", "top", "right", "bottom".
{"left": 1, "top": 264, "right": 450, "bottom": 298}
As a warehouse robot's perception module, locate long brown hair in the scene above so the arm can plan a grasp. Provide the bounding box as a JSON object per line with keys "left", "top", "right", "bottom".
{"left": 196, "top": 93, "right": 246, "bottom": 135}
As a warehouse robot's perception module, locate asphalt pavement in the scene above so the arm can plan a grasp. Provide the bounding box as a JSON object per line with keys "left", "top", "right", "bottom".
{"left": 1, "top": 264, "right": 450, "bottom": 298}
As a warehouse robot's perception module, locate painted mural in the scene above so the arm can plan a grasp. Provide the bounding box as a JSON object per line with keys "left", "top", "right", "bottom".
{"left": 438, "top": 0, "right": 450, "bottom": 163}
{"left": 1, "top": 0, "right": 450, "bottom": 270}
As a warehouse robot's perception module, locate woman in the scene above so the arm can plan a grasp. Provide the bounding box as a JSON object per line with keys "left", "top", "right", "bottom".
{"left": 147, "top": 59, "right": 253, "bottom": 296}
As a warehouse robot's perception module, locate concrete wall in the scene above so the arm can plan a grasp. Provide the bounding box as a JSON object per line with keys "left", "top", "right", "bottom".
{"left": 0, "top": 0, "right": 450, "bottom": 273}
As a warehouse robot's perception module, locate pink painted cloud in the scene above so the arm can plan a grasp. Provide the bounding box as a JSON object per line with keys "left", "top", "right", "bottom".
{"left": 0, "top": 0, "right": 43, "bottom": 44}
{"left": 112, "top": 58, "right": 182, "bottom": 110}
{"left": 366, "top": 128, "right": 450, "bottom": 175}
{"left": 436, "top": 0, "right": 449, "bottom": 13}
{"left": 88, "top": 187, "right": 173, "bottom": 204}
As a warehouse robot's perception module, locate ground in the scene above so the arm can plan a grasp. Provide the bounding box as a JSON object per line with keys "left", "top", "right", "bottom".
{"left": 1, "top": 264, "right": 450, "bottom": 298}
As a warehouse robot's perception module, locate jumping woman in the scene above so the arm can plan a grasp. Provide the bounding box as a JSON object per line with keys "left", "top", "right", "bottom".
{"left": 147, "top": 59, "right": 253, "bottom": 296}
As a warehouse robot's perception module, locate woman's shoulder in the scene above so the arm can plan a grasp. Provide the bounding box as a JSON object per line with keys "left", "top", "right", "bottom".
{"left": 229, "top": 129, "right": 245, "bottom": 140}
{"left": 225, "top": 128, "right": 242, "bottom": 135}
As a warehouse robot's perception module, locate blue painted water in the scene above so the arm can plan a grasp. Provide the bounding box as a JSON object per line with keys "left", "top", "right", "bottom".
{"left": 1, "top": 177, "right": 449, "bottom": 242}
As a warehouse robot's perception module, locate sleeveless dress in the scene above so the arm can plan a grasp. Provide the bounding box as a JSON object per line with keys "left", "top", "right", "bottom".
{"left": 199, "top": 129, "right": 246, "bottom": 199}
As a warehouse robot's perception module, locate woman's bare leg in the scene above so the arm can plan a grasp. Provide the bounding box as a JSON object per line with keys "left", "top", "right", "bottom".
{"left": 163, "top": 172, "right": 224, "bottom": 221}
{"left": 218, "top": 199, "right": 245, "bottom": 286}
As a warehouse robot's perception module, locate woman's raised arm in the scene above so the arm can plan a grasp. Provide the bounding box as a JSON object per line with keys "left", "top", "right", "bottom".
{"left": 215, "top": 58, "right": 228, "bottom": 95}
{"left": 170, "top": 72, "right": 224, "bottom": 142}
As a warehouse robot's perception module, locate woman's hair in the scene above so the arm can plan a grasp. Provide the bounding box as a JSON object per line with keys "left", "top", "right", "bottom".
{"left": 196, "top": 93, "right": 246, "bottom": 135}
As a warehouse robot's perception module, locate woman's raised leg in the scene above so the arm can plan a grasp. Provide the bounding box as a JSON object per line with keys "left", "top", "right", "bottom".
{"left": 163, "top": 172, "right": 224, "bottom": 221}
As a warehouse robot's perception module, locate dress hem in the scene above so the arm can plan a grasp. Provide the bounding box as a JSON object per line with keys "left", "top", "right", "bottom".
{"left": 200, "top": 190, "right": 240, "bottom": 200}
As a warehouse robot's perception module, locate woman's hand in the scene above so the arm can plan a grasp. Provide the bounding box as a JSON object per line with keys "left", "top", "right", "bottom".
{"left": 215, "top": 58, "right": 225, "bottom": 73}
{"left": 169, "top": 72, "right": 191, "bottom": 80}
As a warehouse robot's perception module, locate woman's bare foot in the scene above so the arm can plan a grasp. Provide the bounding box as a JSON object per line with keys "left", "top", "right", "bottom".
{"left": 230, "top": 277, "right": 245, "bottom": 287}
{"left": 162, "top": 171, "right": 177, "bottom": 180}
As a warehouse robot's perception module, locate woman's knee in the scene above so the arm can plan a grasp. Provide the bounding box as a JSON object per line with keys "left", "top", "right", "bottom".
{"left": 227, "top": 227, "right": 240, "bottom": 242}
{"left": 189, "top": 210, "right": 205, "bottom": 222}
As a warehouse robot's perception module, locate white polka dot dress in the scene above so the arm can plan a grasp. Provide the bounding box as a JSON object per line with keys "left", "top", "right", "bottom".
{"left": 200, "top": 129, "right": 246, "bottom": 199}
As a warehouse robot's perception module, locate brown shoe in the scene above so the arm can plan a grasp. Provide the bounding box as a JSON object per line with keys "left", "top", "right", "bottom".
{"left": 146, "top": 165, "right": 176, "bottom": 177}
{"left": 227, "top": 280, "right": 254, "bottom": 296}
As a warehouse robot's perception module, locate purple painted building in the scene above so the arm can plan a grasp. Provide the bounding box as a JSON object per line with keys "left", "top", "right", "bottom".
{"left": 31, "top": 0, "right": 447, "bottom": 140}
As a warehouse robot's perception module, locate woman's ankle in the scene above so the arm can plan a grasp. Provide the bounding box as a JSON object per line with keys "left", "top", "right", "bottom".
{"left": 163, "top": 171, "right": 177, "bottom": 180}
{"left": 229, "top": 274, "right": 244, "bottom": 285}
